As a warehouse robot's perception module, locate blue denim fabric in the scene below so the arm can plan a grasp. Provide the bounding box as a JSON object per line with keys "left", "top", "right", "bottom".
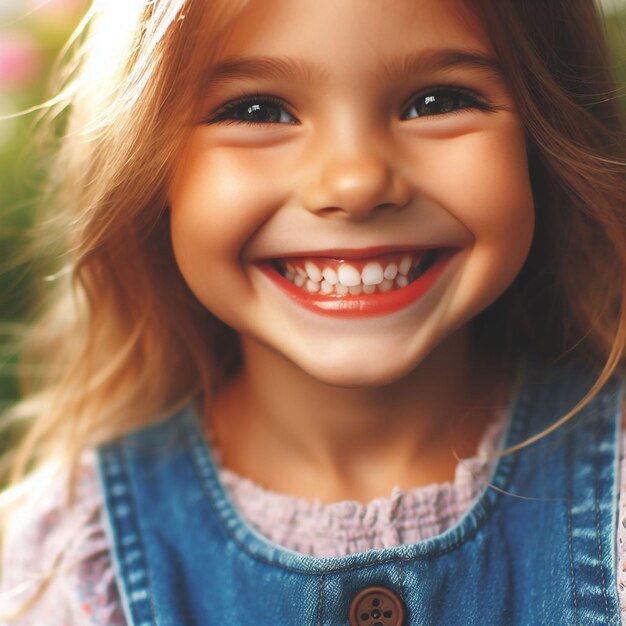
{"left": 98, "top": 355, "right": 623, "bottom": 625}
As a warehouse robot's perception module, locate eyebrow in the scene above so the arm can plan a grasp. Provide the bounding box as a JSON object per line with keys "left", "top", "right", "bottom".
{"left": 381, "top": 48, "right": 503, "bottom": 82}
{"left": 205, "top": 47, "right": 504, "bottom": 88}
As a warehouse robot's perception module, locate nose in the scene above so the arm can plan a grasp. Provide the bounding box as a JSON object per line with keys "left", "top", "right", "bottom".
{"left": 300, "top": 132, "right": 413, "bottom": 221}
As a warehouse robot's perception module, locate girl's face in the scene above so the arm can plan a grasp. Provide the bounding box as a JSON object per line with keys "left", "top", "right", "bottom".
{"left": 169, "top": 0, "right": 534, "bottom": 387}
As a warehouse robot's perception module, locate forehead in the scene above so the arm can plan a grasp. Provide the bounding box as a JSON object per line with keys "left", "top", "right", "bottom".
{"left": 217, "top": 0, "right": 492, "bottom": 73}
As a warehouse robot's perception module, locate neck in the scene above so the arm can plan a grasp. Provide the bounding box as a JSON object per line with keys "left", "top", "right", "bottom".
{"left": 207, "top": 328, "right": 514, "bottom": 504}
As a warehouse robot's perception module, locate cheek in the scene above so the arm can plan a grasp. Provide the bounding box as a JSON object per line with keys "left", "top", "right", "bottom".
{"left": 458, "top": 141, "right": 534, "bottom": 244}
{"left": 169, "top": 139, "right": 286, "bottom": 269}
{"left": 412, "top": 117, "right": 534, "bottom": 312}
{"left": 420, "top": 119, "right": 534, "bottom": 253}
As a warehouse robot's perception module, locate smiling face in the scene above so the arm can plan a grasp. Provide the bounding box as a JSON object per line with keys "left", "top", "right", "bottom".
{"left": 168, "top": 0, "right": 535, "bottom": 387}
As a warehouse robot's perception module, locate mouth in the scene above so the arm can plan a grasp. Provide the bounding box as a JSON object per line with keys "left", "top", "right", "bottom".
{"left": 257, "top": 247, "right": 457, "bottom": 317}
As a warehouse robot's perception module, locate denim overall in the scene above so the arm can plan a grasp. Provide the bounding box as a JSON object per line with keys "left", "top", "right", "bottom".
{"left": 98, "top": 355, "right": 623, "bottom": 625}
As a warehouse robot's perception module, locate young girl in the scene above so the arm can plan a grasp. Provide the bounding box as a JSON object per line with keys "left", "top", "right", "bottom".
{"left": 2, "top": 0, "right": 625, "bottom": 624}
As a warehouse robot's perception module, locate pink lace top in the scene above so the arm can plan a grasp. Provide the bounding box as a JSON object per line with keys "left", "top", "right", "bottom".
{"left": 3, "top": 414, "right": 626, "bottom": 624}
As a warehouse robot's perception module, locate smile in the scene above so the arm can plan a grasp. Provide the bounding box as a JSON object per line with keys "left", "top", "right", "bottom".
{"left": 276, "top": 249, "right": 436, "bottom": 295}
{"left": 258, "top": 247, "right": 457, "bottom": 317}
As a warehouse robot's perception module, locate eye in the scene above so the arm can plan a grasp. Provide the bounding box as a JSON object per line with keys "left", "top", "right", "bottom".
{"left": 207, "top": 95, "right": 298, "bottom": 126}
{"left": 401, "top": 87, "right": 495, "bottom": 120}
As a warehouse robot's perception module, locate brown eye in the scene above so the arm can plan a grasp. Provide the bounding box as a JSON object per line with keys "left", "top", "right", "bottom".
{"left": 402, "top": 88, "right": 492, "bottom": 119}
{"left": 209, "top": 97, "right": 298, "bottom": 125}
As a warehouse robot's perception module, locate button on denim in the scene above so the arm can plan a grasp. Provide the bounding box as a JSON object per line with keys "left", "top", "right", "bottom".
{"left": 98, "top": 354, "right": 623, "bottom": 625}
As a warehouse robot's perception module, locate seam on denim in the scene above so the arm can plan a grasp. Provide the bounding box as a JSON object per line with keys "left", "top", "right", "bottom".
{"left": 182, "top": 389, "right": 532, "bottom": 576}
{"left": 399, "top": 559, "right": 405, "bottom": 604}
{"left": 187, "top": 417, "right": 497, "bottom": 574}
{"left": 565, "top": 433, "right": 579, "bottom": 625}
{"left": 101, "top": 445, "right": 157, "bottom": 626}
{"left": 316, "top": 573, "right": 324, "bottom": 626}
{"left": 123, "top": 444, "right": 159, "bottom": 626}
{"left": 594, "top": 404, "right": 611, "bottom": 622}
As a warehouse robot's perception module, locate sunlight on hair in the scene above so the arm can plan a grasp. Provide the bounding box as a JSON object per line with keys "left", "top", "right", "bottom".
{"left": 0, "top": 0, "right": 189, "bottom": 125}
{"left": 75, "top": 0, "right": 187, "bottom": 136}
{"left": 0, "top": 460, "right": 59, "bottom": 510}
{"left": 87, "top": 1, "right": 145, "bottom": 71}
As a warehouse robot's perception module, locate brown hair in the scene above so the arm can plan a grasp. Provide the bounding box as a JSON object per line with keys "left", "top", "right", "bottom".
{"left": 3, "top": 0, "right": 626, "bottom": 519}
{"left": 469, "top": 0, "right": 626, "bottom": 446}
{"left": 0, "top": 0, "right": 624, "bottom": 618}
{"left": 3, "top": 0, "right": 246, "bottom": 490}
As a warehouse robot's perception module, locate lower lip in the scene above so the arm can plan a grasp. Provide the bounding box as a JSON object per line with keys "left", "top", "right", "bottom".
{"left": 258, "top": 249, "right": 457, "bottom": 318}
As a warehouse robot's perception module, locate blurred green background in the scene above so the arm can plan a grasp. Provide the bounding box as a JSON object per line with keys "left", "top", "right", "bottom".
{"left": 0, "top": 1, "right": 624, "bottom": 416}
{"left": 0, "top": 0, "right": 87, "bottom": 413}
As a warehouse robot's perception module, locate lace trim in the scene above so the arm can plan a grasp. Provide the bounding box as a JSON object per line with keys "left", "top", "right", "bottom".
{"left": 218, "top": 415, "right": 505, "bottom": 555}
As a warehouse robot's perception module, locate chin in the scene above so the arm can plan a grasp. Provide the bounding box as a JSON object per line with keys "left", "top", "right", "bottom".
{"left": 293, "top": 347, "right": 425, "bottom": 389}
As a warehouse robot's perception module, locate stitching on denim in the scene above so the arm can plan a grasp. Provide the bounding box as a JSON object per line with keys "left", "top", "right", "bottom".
{"left": 102, "top": 445, "right": 157, "bottom": 626}
{"left": 122, "top": 445, "right": 159, "bottom": 626}
{"left": 565, "top": 433, "right": 579, "bottom": 624}
{"left": 183, "top": 389, "right": 532, "bottom": 576}
{"left": 316, "top": 573, "right": 324, "bottom": 626}
{"left": 186, "top": 420, "right": 477, "bottom": 573}
{"left": 188, "top": 403, "right": 526, "bottom": 572}
{"left": 594, "top": 399, "right": 611, "bottom": 622}
{"left": 595, "top": 479, "right": 611, "bottom": 620}
{"left": 399, "top": 559, "right": 405, "bottom": 603}
{"left": 111, "top": 446, "right": 155, "bottom": 626}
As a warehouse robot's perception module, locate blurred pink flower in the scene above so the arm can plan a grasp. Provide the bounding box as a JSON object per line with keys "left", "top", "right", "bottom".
{"left": 0, "top": 32, "right": 41, "bottom": 91}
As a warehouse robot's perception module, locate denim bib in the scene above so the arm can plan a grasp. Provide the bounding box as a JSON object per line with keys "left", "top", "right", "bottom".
{"left": 98, "top": 355, "right": 623, "bottom": 625}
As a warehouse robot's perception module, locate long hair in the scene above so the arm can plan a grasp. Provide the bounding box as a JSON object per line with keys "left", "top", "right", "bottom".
{"left": 470, "top": 0, "right": 626, "bottom": 449}
{"left": 0, "top": 0, "right": 624, "bottom": 619}
{"left": 1, "top": 0, "right": 624, "bottom": 526}
{"left": 3, "top": 0, "right": 246, "bottom": 495}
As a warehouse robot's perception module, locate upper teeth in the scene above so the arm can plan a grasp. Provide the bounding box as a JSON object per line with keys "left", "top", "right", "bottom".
{"left": 337, "top": 264, "right": 361, "bottom": 287}
{"left": 361, "top": 262, "right": 384, "bottom": 285}
{"left": 282, "top": 253, "right": 422, "bottom": 290}
{"left": 304, "top": 261, "right": 322, "bottom": 283}
{"left": 322, "top": 267, "right": 338, "bottom": 284}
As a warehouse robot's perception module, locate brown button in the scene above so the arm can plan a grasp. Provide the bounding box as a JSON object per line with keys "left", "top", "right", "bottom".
{"left": 349, "top": 586, "right": 405, "bottom": 626}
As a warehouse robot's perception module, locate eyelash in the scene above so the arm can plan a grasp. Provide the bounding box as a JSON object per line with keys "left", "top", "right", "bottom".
{"left": 208, "top": 93, "right": 296, "bottom": 126}
{"left": 206, "top": 86, "right": 497, "bottom": 126}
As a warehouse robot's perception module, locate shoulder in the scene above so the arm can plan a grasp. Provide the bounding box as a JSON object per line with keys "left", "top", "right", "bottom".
{"left": 1, "top": 453, "right": 126, "bottom": 626}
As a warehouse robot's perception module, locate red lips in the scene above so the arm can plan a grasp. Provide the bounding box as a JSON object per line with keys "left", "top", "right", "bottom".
{"left": 258, "top": 248, "right": 457, "bottom": 318}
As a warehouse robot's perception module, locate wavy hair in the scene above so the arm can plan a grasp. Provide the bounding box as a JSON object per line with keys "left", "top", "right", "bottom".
{"left": 3, "top": 0, "right": 247, "bottom": 495}
{"left": 0, "top": 0, "right": 624, "bottom": 577}
{"left": 470, "top": 0, "right": 626, "bottom": 450}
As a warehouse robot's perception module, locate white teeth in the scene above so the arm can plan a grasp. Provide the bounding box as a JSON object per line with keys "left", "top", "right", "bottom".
{"left": 320, "top": 280, "right": 333, "bottom": 294}
{"left": 305, "top": 261, "right": 322, "bottom": 282}
{"left": 282, "top": 252, "right": 425, "bottom": 295}
{"left": 305, "top": 279, "right": 320, "bottom": 293}
{"left": 337, "top": 264, "right": 361, "bottom": 287}
{"left": 398, "top": 255, "right": 412, "bottom": 276}
{"left": 379, "top": 278, "right": 394, "bottom": 292}
{"left": 383, "top": 262, "right": 398, "bottom": 280}
{"left": 361, "top": 262, "right": 384, "bottom": 286}
{"left": 322, "top": 267, "right": 338, "bottom": 285}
